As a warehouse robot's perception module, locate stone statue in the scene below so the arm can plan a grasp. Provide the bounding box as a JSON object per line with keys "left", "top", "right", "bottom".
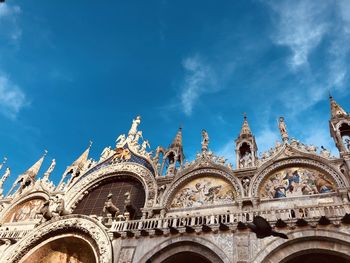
{"left": 43, "top": 159, "right": 56, "bottom": 181}
{"left": 239, "top": 152, "right": 253, "bottom": 168}
{"left": 103, "top": 193, "right": 119, "bottom": 218}
{"left": 128, "top": 115, "right": 141, "bottom": 140}
{"left": 100, "top": 146, "right": 112, "bottom": 162}
{"left": 201, "top": 129, "right": 209, "bottom": 152}
{"left": 242, "top": 177, "right": 250, "bottom": 196}
{"left": 345, "top": 138, "right": 350, "bottom": 151}
{"left": 140, "top": 140, "right": 150, "bottom": 154}
{"left": 37, "top": 200, "right": 53, "bottom": 221}
{"left": 320, "top": 146, "right": 331, "bottom": 158}
{"left": 157, "top": 185, "right": 166, "bottom": 204}
{"left": 133, "top": 131, "right": 143, "bottom": 144}
{"left": 306, "top": 145, "right": 317, "bottom": 153}
{"left": 0, "top": 167, "right": 10, "bottom": 188}
{"left": 115, "top": 134, "right": 126, "bottom": 147}
{"left": 278, "top": 117, "right": 289, "bottom": 142}
{"left": 55, "top": 195, "right": 70, "bottom": 216}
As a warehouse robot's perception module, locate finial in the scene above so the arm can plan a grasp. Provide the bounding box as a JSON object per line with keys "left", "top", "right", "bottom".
{"left": 243, "top": 112, "right": 247, "bottom": 120}
{"left": 89, "top": 140, "right": 93, "bottom": 148}
{"left": 329, "top": 90, "right": 333, "bottom": 100}
{"left": 43, "top": 150, "right": 48, "bottom": 157}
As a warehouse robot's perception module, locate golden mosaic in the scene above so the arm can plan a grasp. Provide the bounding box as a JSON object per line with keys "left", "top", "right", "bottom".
{"left": 170, "top": 177, "right": 236, "bottom": 208}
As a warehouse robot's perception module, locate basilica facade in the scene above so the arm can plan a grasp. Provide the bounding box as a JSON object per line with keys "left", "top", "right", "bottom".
{"left": 0, "top": 97, "right": 350, "bottom": 263}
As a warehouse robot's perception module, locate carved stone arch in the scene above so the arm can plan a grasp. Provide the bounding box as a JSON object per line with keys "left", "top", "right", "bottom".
{"left": 0, "top": 191, "right": 50, "bottom": 223}
{"left": 162, "top": 168, "right": 243, "bottom": 209}
{"left": 253, "top": 229, "right": 350, "bottom": 263}
{"left": 65, "top": 162, "right": 157, "bottom": 211}
{"left": 3, "top": 215, "right": 112, "bottom": 263}
{"left": 250, "top": 157, "right": 349, "bottom": 198}
{"left": 138, "top": 236, "right": 230, "bottom": 263}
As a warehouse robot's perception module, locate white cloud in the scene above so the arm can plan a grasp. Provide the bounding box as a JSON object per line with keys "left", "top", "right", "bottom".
{"left": 217, "top": 140, "right": 235, "bottom": 166}
{"left": 0, "top": 3, "right": 22, "bottom": 41}
{"left": 255, "top": 127, "right": 280, "bottom": 155}
{"left": 266, "top": 0, "right": 350, "bottom": 115}
{"left": 268, "top": 0, "right": 330, "bottom": 70}
{"left": 0, "top": 74, "right": 28, "bottom": 119}
{"left": 180, "top": 55, "right": 219, "bottom": 116}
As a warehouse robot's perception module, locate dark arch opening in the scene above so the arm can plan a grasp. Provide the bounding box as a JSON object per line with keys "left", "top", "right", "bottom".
{"left": 146, "top": 241, "right": 224, "bottom": 263}
{"left": 73, "top": 175, "right": 145, "bottom": 219}
{"left": 284, "top": 252, "right": 349, "bottom": 263}
{"left": 162, "top": 251, "right": 212, "bottom": 263}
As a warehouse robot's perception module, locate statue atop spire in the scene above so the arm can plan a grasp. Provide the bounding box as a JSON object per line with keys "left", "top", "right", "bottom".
{"left": 43, "top": 159, "right": 56, "bottom": 181}
{"left": 0, "top": 167, "right": 10, "bottom": 197}
{"left": 278, "top": 117, "right": 289, "bottom": 142}
{"left": 128, "top": 115, "right": 141, "bottom": 141}
{"left": 201, "top": 129, "right": 209, "bottom": 152}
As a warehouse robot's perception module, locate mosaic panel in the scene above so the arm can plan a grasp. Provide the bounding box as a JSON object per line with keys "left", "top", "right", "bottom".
{"left": 3, "top": 198, "right": 44, "bottom": 223}
{"left": 170, "top": 177, "right": 236, "bottom": 209}
{"left": 260, "top": 167, "right": 336, "bottom": 199}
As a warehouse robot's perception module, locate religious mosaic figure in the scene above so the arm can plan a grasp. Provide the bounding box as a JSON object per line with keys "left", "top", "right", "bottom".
{"left": 7, "top": 199, "right": 44, "bottom": 223}
{"left": 260, "top": 167, "right": 335, "bottom": 199}
{"left": 171, "top": 177, "right": 235, "bottom": 208}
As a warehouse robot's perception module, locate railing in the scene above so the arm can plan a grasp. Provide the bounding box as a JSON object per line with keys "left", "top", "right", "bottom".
{"left": 110, "top": 203, "right": 350, "bottom": 233}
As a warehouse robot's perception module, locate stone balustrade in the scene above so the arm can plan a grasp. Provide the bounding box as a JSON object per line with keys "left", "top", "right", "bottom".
{"left": 109, "top": 203, "right": 350, "bottom": 236}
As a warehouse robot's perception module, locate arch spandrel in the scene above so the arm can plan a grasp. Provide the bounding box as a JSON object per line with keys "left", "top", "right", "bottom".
{"left": 162, "top": 168, "right": 243, "bottom": 209}
{"left": 65, "top": 162, "right": 157, "bottom": 211}
{"left": 250, "top": 157, "right": 349, "bottom": 198}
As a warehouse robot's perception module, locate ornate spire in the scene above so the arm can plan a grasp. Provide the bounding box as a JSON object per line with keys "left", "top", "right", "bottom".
{"left": 20, "top": 150, "right": 47, "bottom": 180}
{"left": 330, "top": 96, "right": 348, "bottom": 118}
{"left": 66, "top": 141, "right": 92, "bottom": 173}
{"left": 239, "top": 113, "right": 252, "bottom": 137}
{"left": 169, "top": 127, "right": 183, "bottom": 149}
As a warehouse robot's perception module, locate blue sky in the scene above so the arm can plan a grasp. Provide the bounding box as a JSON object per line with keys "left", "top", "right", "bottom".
{"left": 1, "top": 0, "right": 350, "bottom": 192}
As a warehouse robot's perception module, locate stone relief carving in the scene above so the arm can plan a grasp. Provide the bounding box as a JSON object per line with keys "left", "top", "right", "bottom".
{"left": 119, "top": 247, "right": 135, "bottom": 263}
